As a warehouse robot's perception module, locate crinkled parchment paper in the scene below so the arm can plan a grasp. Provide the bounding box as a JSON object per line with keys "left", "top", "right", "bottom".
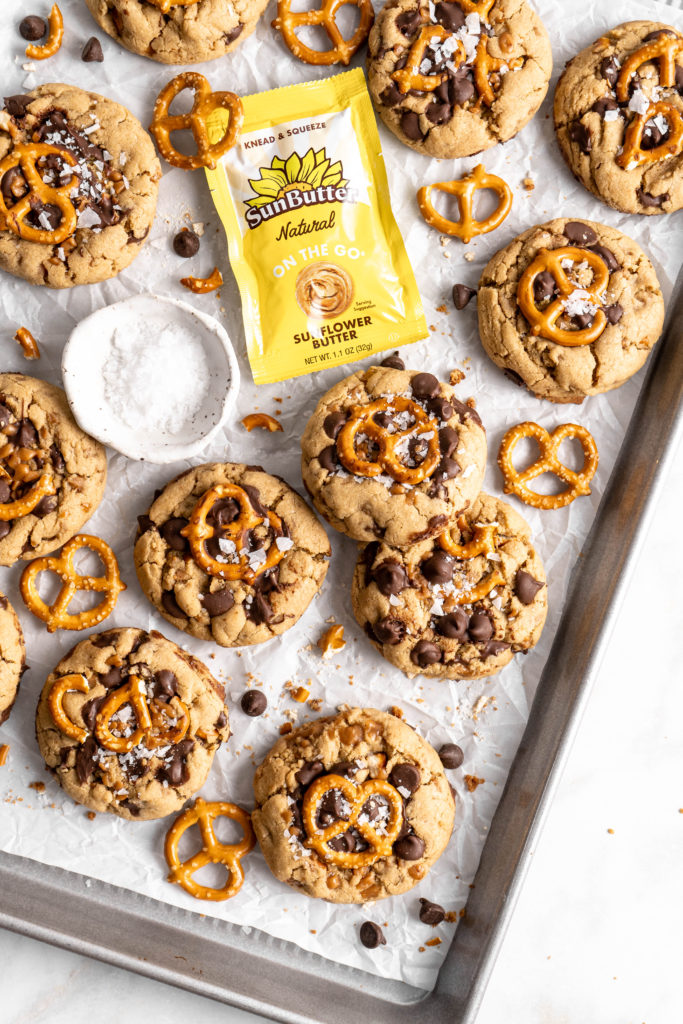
{"left": 0, "top": 0, "right": 681, "bottom": 993}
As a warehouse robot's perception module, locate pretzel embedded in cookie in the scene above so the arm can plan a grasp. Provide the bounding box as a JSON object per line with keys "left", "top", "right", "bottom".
{"left": 498, "top": 421, "right": 599, "bottom": 509}
{"left": 273, "top": 0, "right": 374, "bottom": 67}
{"left": 147, "top": 696, "right": 190, "bottom": 749}
{"left": 94, "top": 676, "right": 152, "bottom": 754}
{"left": 0, "top": 138, "right": 78, "bottom": 245}
{"left": 439, "top": 522, "right": 498, "bottom": 560}
{"left": 150, "top": 73, "right": 243, "bottom": 171}
{"left": 417, "top": 164, "right": 512, "bottom": 244}
{"left": 25, "top": 4, "right": 64, "bottom": 60}
{"left": 454, "top": 568, "right": 505, "bottom": 605}
{"left": 472, "top": 35, "right": 519, "bottom": 107}
{"left": 0, "top": 438, "right": 54, "bottom": 521}
{"left": 181, "top": 483, "right": 285, "bottom": 583}
{"left": 165, "top": 798, "right": 256, "bottom": 901}
{"left": 616, "top": 101, "right": 683, "bottom": 170}
{"left": 336, "top": 396, "right": 441, "bottom": 485}
{"left": 517, "top": 247, "right": 609, "bottom": 346}
{"left": 392, "top": 26, "right": 461, "bottom": 94}
{"left": 302, "top": 774, "right": 404, "bottom": 867}
{"left": 48, "top": 673, "right": 91, "bottom": 743}
{"left": 616, "top": 32, "right": 683, "bottom": 103}
{"left": 147, "top": 0, "right": 200, "bottom": 12}
{"left": 20, "top": 534, "right": 126, "bottom": 632}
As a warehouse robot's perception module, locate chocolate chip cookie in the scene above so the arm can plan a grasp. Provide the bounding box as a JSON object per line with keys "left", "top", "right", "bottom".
{"left": 352, "top": 493, "right": 546, "bottom": 679}
{"left": 134, "top": 463, "right": 331, "bottom": 647}
{"left": 366, "top": 0, "right": 552, "bottom": 158}
{"left": 252, "top": 707, "right": 455, "bottom": 903}
{"left": 85, "top": 0, "right": 269, "bottom": 64}
{"left": 301, "top": 365, "right": 487, "bottom": 547}
{"left": 0, "top": 593, "right": 25, "bottom": 725}
{"left": 0, "top": 374, "right": 107, "bottom": 566}
{"left": 0, "top": 85, "right": 160, "bottom": 288}
{"left": 35, "top": 627, "right": 230, "bottom": 820}
{"left": 477, "top": 219, "right": 665, "bottom": 404}
{"left": 554, "top": 22, "right": 683, "bottom": 215}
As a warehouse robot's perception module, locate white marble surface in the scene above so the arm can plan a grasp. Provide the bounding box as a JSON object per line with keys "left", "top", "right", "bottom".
{"left": 3, "top": 435, "right": 681, "bottom": 1024}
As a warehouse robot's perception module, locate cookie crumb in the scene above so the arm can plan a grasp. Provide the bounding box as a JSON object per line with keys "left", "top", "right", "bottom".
{"left": 449, "top": 369, "right": 466, "bottom": 385}
{"left": 279, "top": 722, "right": 293, "bottom": 735}
{"left": 522, "top": 177, "right": 535, "bottom": 191}
{"left": 464, "top": 774, "right": 485, "bottom": 791}
{"left": 28, "top": 781, "right": 45, "bottom": 792}
{"left": 86, "top": 811, "right": 96, "bottom": 820}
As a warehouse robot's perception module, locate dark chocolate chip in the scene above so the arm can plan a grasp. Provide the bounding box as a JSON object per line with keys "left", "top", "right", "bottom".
{"left": 427, "top": 396, "right": 453, "bottom": 421}
{"left": 434, "top": 455, "right": 460, "bottom": 481}
{"left": 137, "top": 514, "right": 153, "bottom": 534}
{"left": 4, "top": 95, "right": 33, "bottom": 118}
{"left": 33, "top": 494, "right": 57, "bottom": 518}
{"left": 215, "top": 710, "right": 227, "bottom": 729}
{"left": 588, "top": 244, "right": 619, "bottom": 272}
{"left": 401, "top": 110, "right": 423, "bottom": 142}
{"left": 468, "top": 610, "right": 494, "bottom": 643}
{"left": 533, "top": 270, "right": 558, "bottom": 304}
{"left": 641, "top": 121, "right": 665, "bottom": 150}
{"left": 600, "top": 56, "right": 619, "bottom": 87}
{"left": 426, "top": 101, "right": 452, "bottom": 125}
{"left": 434, "top": 1, "right": 465, "bottom": 31}
{"left": 0, "top": 481, "right": 10, "bottom": 504}
{"left": 438, "top": 425, "right": 459, "bottom": 457}
{"left": 438, "top": 743, "right": 464, "bottom": 769}
{"left": 154, "top": 670, "right": 178, "bottom": 699}
{"left": 569, "top": 122, "right": 592, "bottom": 155}
{"left": 591, "top": 96, "right": 619, "bottom": 117}
{"left": 372, "top": 616, "right": 406, "bottom": 645}
{"left": 421, "top": 551, "right": 453, "bottom": 585}
{"left": 241, "top": 689, "right": 267, "bottom": 717}
{"left": 380, "top": 352, "right": 405, "bottom": 369}
{"left": 372, "top": 560, "right": 409, "bottom": 596}
{"left": 482, "top": 639, "right": 511, "bottom": 658}
{"left": 564, "top": 221, "right": 598, "bottom": 246}
{"left": 318, "top": 788, "right": 347, "bottom": 826}
{"left": 318, "top": 445, "right": 339, "bottom": 472}
{"left": 676, "top": 64, "right": 683, "bottom": 93}
{"left": 572, "top": 311, "right": 595, "bottom": 330}
{"left": 202, "top": 588, "right": 235, "bottom": 617}
{"left": 410, "top": 640, "right": 442, "bottom": 668}
{"left": 604, "top": 302, "right": 623, "bottom": 325}
{"left": 81, "top": 696, "right": 105, "bottom": 733}
{"left": 450, "top": 397, "right": 483, "bottom": 429}
{"left": 208, "top": 498, "right": 239, "bottom": 528}
{"left": 16, "top": 420, "right": 37, "bottom": 448}
{"left": 436, "top": 609, "right": 469, "bottom": 640}
{"left": 82, "top": 37, "right": 104, "bottom": 62}
{"left": 515, "top": 569, "right": 544, "bottom": 605}
{"left": 295, "top": 760, "right": 324, "bottom": 787}
{"left": 360, "top": 921, "right": 386, "bottom": 949}
{"left": 419, "top": 898, "right": 446, "bottom": 925}
{"left": 328, "top": 761, "right": 358, "bottom": 779}
{"left": 224, "top": 23, "right": 244, "bottom": 43}
{"left": 451, "top": 74, "right": 475, "bottom": 106}
{"left": 75, "top": 737, "right": 99, "bottom": 785}
{"left": 173, "top": 228, "right": 200, "bottom": 258}
{"left": 323, "top": 410, "right": 347, "bottom": 439}
{"left": 20, "top": 16, "right": 46, "bottom": 40}
{"left": 247, "top": 591, "right": 273, "bottom": 625}
{"left": 328, "top": 831, "right": 356, "bottom": 853}
{"left": 637, "top": 188, "right": 668, "bottom": 209}
{"left": 643, "top": 29, "right": 676, "bottom": 41}
{"left": 394, "top": 834, "right": 426, "bottom": 860}
{"left": 411, "top": 372, "right": 440, "bottom": 400}
{"left": 99, "top": 666, "right": 125, "bottom": 690}
{"left": 161, "top": 590, "right": 185, "bottom": 619}
{"left": 389, "top": 763, "right": 421, "bottom": 793}
{"left": 395, "top": 9, "right": 421, "bottom": 36}
{"left": 379, "top": 83, "right": 403, "bottom": 108}
{"left": 452, "top": 283, "right": 476, "bottom": 309}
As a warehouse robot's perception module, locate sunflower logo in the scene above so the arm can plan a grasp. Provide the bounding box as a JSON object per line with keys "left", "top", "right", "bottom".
{"left": 246, "top": 148, "right": 348, "bottom": 209}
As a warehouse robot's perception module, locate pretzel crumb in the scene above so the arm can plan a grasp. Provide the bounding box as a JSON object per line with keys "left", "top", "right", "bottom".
{"left": 28, "top": 781, "right": 46, "bottom": 792}
{"left": 318, "top": 623, "right": 345, "bottom": 659}
{"left": 0, "top": 745, "right": 9, "bottom": 766}
{"left": 308, "top": 697, "right": 323, "bottom": 711}
{"left": 464, "top": 774, "right": 485, "bottom": 791}
{"left": 241, "top": 413, "right": 283, "bottom": 433}
{"left": 522, "top": 177, "right": 535, "bottom": 191}
{"left": 279, "top": 722, "right": 293, "bottom": 735}
{"left": 14, "top": 327, "right": 40, "bottom": 359}
{"left": 388, "top": 705, "right": 404, "bottom": 719}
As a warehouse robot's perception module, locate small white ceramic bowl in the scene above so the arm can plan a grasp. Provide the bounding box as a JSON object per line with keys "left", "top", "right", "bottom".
{"left": 62, "top": 293, "right": 240, "bottom": 463}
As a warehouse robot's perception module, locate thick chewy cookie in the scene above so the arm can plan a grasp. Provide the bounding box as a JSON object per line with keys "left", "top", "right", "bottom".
{"left": 0, "top": 85, "right": 160, "bottom": 287}
{"left": 0, "top": 374, "right": 107, "bottom": 566}
{"left": 554, "top": 22, "right": 683, "bottom": 215}
{"left": 135, "top": 463, "right": 331, "bottom": 647}
{"left": 301, "top": 364, "right": 487, "bottom": 547}
{"left": 252, "top": 708, "right": 455, "bottom": 903}
{"left": 352, "top": 493, "right": 546, "bottom": 679}
{"left": 477, "top": 219, "right": 665, "bottom": 404}
{"left": 85, "top": 0, "right": 269, "bottom": 64}
{"left": 0, "top": 593, "right": 25, "bottom": 725}
{"left": 366, "top": 0, "right": 552, "bottom": 158}
{"left": 35, "top": 627, "right": 230, "bottom": 820}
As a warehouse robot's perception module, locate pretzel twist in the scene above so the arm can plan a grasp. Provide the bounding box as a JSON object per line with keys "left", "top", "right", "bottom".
{"left": 273, "top": 0, "right": 374, "bottom": 66}
{"left": 454, "top": 569, "right": 505, "bottom": 605}
{"left": 336, "top": 396, "right": 441, "bottom": 484}
{"left": 391, "top": 26, "right": 461, "bottom": 94}
{"left": 0, "top": 439, "right": 54, "bottom": 520}
{"left": 0, "top": 141, "right": 78, "bottom": 245}
{"left": 498, "top": 421, "right": 599, "bottom": 510}
{"left": 94, "top": 676, "right": 152, "bottom": 753}
{"left": 48, "top": 673, "right": 90, "bottom": 743}
{"left": 518, "top": 247, "right": 609, "bottom": 346}
{"left": 459, "top": 0, "right": 495, "bottom": 16}
{"left": 165, "top": 798, "right": 256, "bottom": 901}
{"left": 302, "top": 774, "right": 404, "bottom": 867}
{"left": 616, "top": 100, "right": 683, "bottom": 170}
{"left": 20, "top": 534, "right": 126, "bottom": 632}
{"left": 439, "top": 522, "right": 498, "bottom": 559}
{"left": 616, "top": 33, "right": 683, "bottom": 103}
{"left": 147, "top": 0, "right": 200, "bottom": 12}
{"left": 472, "top": 35, "right": 518, "bottom": 107}
{"left": 181, "top": 483, "right": 285, "bottom": 582}
{"left": 417, "top": 164, "right": 512, "bottom": 243}
{"left": 25, "top": 4, "right": 64, "bottom": 60}
{"left": 150, "top": 73, "right": 243, "bottom": 171}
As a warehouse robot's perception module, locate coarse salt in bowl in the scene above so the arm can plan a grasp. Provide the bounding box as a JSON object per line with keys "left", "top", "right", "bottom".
{"left": 61, "top": 293, "right": 240, "bottom": 463}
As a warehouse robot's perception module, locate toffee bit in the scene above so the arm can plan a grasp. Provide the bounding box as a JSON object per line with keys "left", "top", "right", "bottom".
{"left": 291, "top": 686, "right": 309, "bottom": 703}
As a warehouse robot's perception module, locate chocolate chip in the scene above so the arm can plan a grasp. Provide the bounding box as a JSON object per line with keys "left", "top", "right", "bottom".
{"left": 643, "top": 29, "right": 676, "bottom": 41}
{"left": 99, "top": 666, "right": 125, "bottom": 690}
{"left": 0, "top": 521, "right": 11, "bottom": 540}
{"left": 438, "top": 425, "right": 459, "bottom": 457}
{"left": 380, "top": 83, "right": 402, "bottom": 108}
{"left": 360, "top": 921, "right": 386, "bottom": 949}
{"left": 241, "top": 689, "right": 267, "bottom": 717}
{"left": 434, "top": 455, "right": 460, "bottom": 481}
{"left": 0, "top": 481, "right": 10, "bottom": 504}
{"left": 202, "top": 588, "right": 235, "bottom": 617}
{"left": 426, "top": 101, "right": 452, "bottom": 125}
{"left": 318, "top": 444, "right": 339, "bottom": 472}
{"left": 419, "top": 898, "right": 446, "bottom": 925}
{"left": 395, "top": 9, "right": 421, "bottom": 36}
{"left": 591, "top": 96, "right": 619, "bottom": 116}
{"left": 328, "top": 831, "right": 356, "bottom": 853}
{"left": 137, "top": 514, "right": 153, "bottom": 535}
{"left": 452, "top": 284, "right": 476, "bottom": 309}
{"left": 482, "top": 639, "right": 511, "bottom": 658}
{"left": 421, "top": 551, "right": 453, "bottom": 585}
{"left": 604, "top": 303, "right": 623, "bottom": 325}
{"left": 588, "top": 244, "right": 619, "bottom": 272}
{"left": 247, "top": 591, "right": 273, "bottom": 625}
{"left": 438, "top": 743, "right": 464, "bottom": 769}
{"left": 372, "top": 617, "right": 406, "bottom": 645}
{"left": 372, "top": 560, "right": 408, "bottom": 596}
{"left": 75, "top": 737, "right": 99, "bottom": 785}
{"left": 401, "top": 110, "right": 423, "bottom": 142}
{"left": 328, "top": 761, "right": 359, "bottom": 779}
{"left": 224, "top": 23, "right": 243, "bottom": 42}
{"left": 295, "top": 760, "right": 324, "bottom": 787}
{"left": 468, "top": 611, "right": 493, "bottom": 643}
{"left": 158, "top": 742, "right": 194, "bottom": 787}
{"left": 410, "top": 640, "right": 442, "bottom": 668}
{"left": 411, "top": 372, "right": 440, "bottom": 400}
{"left": 434, "top": 1, "right": 465, "bottom": 31}
{"left": 569, "top": 122, "right": 592, "bottom": 155}
{"left": 161, "top": 590, "right": 185, "bottom": 619}
{"left": 515, "top": 569, "right": 544, "bottom": 605}
{"left": 318, "top": 789, "right": 347, "bottom": 826}
{"left": 4, "top": 95, "right": 33, "bottom": 118}
{"left": 155, "top": 670, "right": 178, "bottom": 699}
{"left": 173, "top": 228, "right": 200, "bottom": 258}
{"left": 323, "top": 410, "right": 347, "bottom": 439}
{"left": 564, "top": 221, "right": 598, "bottom": 246}
{"left": 533, "top": 270, "right": 558, "bottom": 304}
{"left": 20, "top": 16, "right": 46, "bottom": 40}
{"left": 394, "top": 834, "right": 426, "bottom": 860}
{"left": 676, "top": 65, "right": 683, "bottom": 93}
{"left": 81, "top": 37, "right": 104, "bottom": 62}
{"left": 81, "top": 696, "right": 105, "bottom": 733}
{"left": 573, "top": 311, "right": 594, "bottom": 330}
{"left": 427, "top": 396, "right": 454, "bottom": 421}
{"left": 451, "top": 74, "right": 475, "bottom": 106}
{"left": 16, "top": 420, "right": 37, "bottom": 448}
{"left": 637, "top": 188, "right": 668, "bottom": 209}
{"left": 389, "top": 763, "right": 421, "bottom": 793}
{"left": 215, "top": 710, "right": 227, "bottom": 729}
{"left": 436, "top": 609, "right": 469, "bottom": 640}
{"left": 380, "top": 352, "right": 405, "bottom": 370}
{"left": 642, "top": 121, "right": 665, "bottom": 150}
{"left": 33, "top": 494, "right": 58, "bottom": 518}
{"left": 450, "top": 397, "right": 483, "bottom": 429}
{"left": 50, "top": 444, "right": 65, "bottom": 473}
{"left": 600, "top": 56, "right": 619, "bottom": 87}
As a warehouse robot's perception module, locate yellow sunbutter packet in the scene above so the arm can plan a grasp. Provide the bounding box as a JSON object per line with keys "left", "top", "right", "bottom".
{"left": 205, "top": 69, "right": 427, "bottom": 385}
